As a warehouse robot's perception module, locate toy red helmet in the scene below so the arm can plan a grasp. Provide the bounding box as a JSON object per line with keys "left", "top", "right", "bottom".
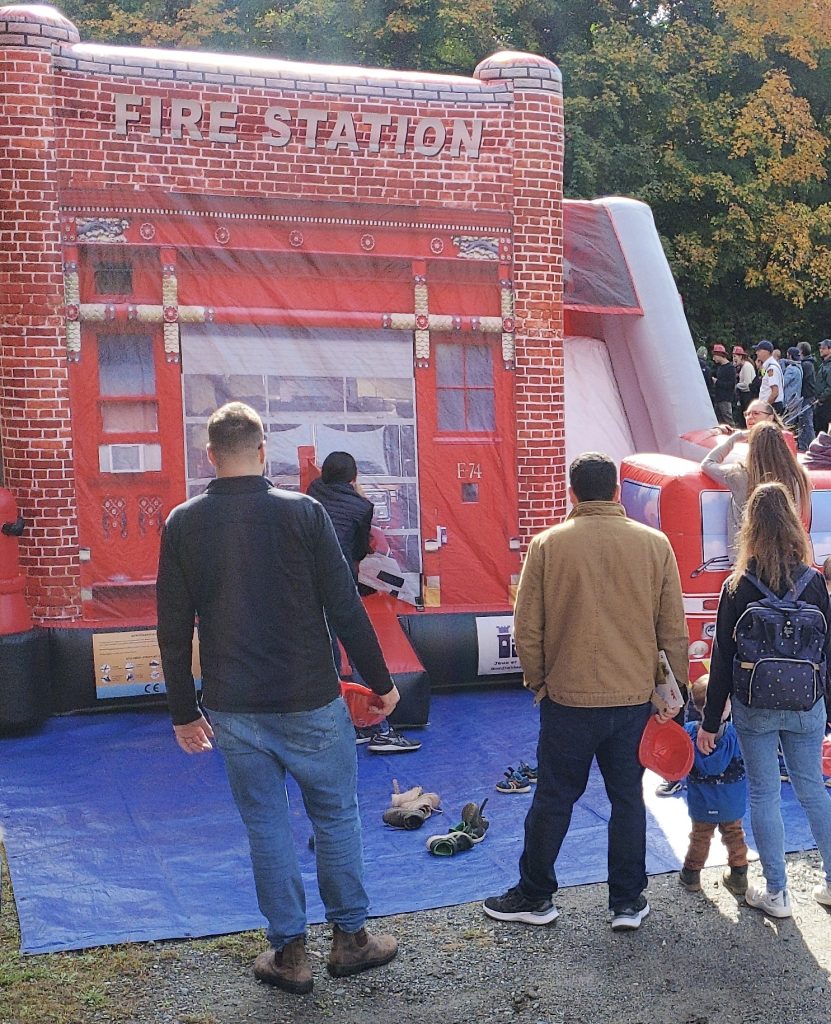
{"left": 822, "top": 735, "right": 831, "bottom": 777}
{"left": 638, "top": 715, "right": 694, "bottom": 781}
{"left": 340, "top": 680, "right": 386, "bottom": 728}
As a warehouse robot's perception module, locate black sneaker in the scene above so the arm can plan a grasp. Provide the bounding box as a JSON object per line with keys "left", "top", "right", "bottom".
{"left": 483, "top": 886, "right": 559, "bottom": 925}
{"left": 610, "top": 895, "right": 650, "bottom": 931}
{"left": 367, "top": 728, "right": 422, "bottom": 753}
{"left": 655, "top": 780, "right": 682, "bottom": 797}
{"left": 355, "top": 727, "right": 374, "bottom": 745}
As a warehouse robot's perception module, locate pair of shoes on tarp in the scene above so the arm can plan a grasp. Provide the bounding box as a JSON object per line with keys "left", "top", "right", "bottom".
{"left": 495, "top": 761, "right": 538, "bottom": 794}
{"left": 427, "top": 799, "right": 489, "bottom": 855}
{"left": 382, "top": 779, "right": 441, "bottom": 830}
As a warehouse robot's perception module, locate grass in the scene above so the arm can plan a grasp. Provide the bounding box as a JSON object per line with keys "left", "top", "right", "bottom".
{"left": 0, "top": 843, "right": 262, "bottom": 1024}
{"left": 0, "top": 844, "right": 146, "bottom": 1023}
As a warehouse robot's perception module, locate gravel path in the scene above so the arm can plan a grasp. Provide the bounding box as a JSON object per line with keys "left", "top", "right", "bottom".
{"left": 90, "top": 852, "right": 831, "bottom": 1024}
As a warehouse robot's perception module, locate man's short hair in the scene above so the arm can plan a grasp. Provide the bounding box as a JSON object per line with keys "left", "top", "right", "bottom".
{"left": 798, "top": 342, "right": 812, "bottom": 357}
{"left": 569, "top": 452, "right": 617, "bottom": 502}
{"left": 321, "top": 451, "right": 358, "bottom": 485}
{"left": 207, "top": 402, "right": 264, "bottom": 461}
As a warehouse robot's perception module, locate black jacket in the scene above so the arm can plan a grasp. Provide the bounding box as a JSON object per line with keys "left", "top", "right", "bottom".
{"left": 156, "top": 475, "right": 393, "bottom": 725}
{"left": 704, "top": 563, "right": 831, "bottom": 733}
{"left": 801, "top": 357, "right": 816, "bottom": 401}
{"left": 306, "top": 478, "right": 373, "bottom": 575}
{"left": 712, "top": 361, "right": 737, "bottom": 403}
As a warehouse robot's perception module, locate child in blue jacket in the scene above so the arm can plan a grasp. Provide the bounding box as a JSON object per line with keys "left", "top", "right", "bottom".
{"left": 679, "top": 675, "right": 749, "bottom": 895}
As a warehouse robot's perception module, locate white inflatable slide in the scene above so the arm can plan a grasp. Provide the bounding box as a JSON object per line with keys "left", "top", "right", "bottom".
{"left": 564, "top": 197, "right": 715, "bottom": 474}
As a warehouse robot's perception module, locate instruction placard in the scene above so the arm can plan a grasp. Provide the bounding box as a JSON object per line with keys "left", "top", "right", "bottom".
{"left": 92, "top": 629, "right": 200, "bottom": 699}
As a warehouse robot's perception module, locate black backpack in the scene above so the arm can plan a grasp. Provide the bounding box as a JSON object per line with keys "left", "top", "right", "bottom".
{"left": 732, "top": 569, "right": 827, "bottom": 711}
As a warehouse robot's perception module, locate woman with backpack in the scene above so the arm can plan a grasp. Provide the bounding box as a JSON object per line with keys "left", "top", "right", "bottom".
{"left": 698, "top": 482, "right": 831, "bottom": 918}
{"left": 701, "top": 418, "right": 810, "bottom": 561}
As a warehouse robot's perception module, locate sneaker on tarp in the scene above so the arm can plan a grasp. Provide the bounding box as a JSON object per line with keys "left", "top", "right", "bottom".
{"left": 495, "top": 768, "right": 531, "bottom": 794}
{"left": 367, "top": 728, "right": 422, "bottom": 753}
{"left": 745, "top": 883, "right": 792, "bottom": 918}
{"left": 516, "top": 761, "right": 538, "bottom": 783}
{"left": 483, "top": 886, "right": 559, "bottom": 925}
{"left": 655, "top": 779, "right": 682, "bottom": 797}
{"left": 426, "top": 799, "right": 488, "bottom": 855}
{"left": 610, "top": 895, "right": 650, "bottom": 931}
{"left": 355, "top": 727, "right": 374, "bottom": 745}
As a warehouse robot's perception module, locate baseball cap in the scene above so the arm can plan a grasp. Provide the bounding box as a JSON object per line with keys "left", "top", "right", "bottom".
{"left": 712, "top": 344, "right": 727, "bottom": 355}
{"left": 821, "top": 339, "right": 831, "bottom": 351}
{"left": 787, "top": 346, "right": 801, "bottom": 360}
{"left": 754, "top": 340, "right": 774, "bottom": 353}
{"left": 732, "top": 346, "right": 746, "bottom": 356}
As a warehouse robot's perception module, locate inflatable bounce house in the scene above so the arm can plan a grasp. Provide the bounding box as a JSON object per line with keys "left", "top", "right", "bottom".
{"left": 1, "top": 4, "right": 727, "bottom": 730}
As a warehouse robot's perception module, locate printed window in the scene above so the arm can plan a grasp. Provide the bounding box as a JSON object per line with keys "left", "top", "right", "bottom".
{"left": 98, "top": 335, "right": 158, "bottom": 433}
{"left": 94, "top": 262, "right": 133, "bottom": 296}
{"left": 436, "top": 343, "right": 495, "bottom": 432}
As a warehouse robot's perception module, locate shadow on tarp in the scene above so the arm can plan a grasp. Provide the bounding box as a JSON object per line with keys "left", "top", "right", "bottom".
{"left": 0, "top": 688, "right": 820, "bottom": 954}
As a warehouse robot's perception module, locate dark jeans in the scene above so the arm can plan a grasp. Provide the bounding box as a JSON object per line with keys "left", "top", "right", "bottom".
{"left": 518, "top": 699, "right": 652, "bottom": 911}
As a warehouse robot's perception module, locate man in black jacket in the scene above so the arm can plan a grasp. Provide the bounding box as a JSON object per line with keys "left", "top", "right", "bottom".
{"left": 308, "top": 452, "right": 373, "bottom": 579}
{"left": 157, "top": 403, "right": 398, "bottom": 995}
{"left": 308, "top": 451, "right": 421, "bottom": 754}
{"left": 798, "top": 341, "right": 817, "bottom": 450}
{"left": 711, "top": 344, "right": 736, "bottom": 425}
{"left": 814, "top": 339, "right": 831, "bottom": 435}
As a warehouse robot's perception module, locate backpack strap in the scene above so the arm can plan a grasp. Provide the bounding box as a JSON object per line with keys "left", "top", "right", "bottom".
{"left": 745, "top": 568, "right": 817, "bottom": 604}
{"left": 744, "top": 571, "right": 778, "bottom": 602}
{"left": 786, "top": 567, "right": 819, "bottom": 603}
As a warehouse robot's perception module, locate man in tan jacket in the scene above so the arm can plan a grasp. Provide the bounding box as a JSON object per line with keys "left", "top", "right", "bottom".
{"left": 483, "top": 452, "right": 688, "bottom": 931}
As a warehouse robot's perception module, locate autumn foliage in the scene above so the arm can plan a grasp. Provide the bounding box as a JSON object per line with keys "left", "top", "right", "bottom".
{"left": 60, "top": 1, "right": 831, "bottom": 347}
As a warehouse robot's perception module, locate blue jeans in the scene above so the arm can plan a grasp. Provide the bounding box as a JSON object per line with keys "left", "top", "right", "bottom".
{"left": 798, "top": 407, "right": 816, "bottom": 451}
{"left": 209, "top": 698, "right": 369, "bottom": 949}
{"left": 733, "top": 698, "right": 831, "bottom": 893}
{"left": 518, "top": 699, "right": 652, "bottom": 910}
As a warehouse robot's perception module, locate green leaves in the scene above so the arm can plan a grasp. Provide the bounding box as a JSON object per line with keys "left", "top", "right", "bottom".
{"left": 60, "top": 1, "right": 831, "bottom": 343}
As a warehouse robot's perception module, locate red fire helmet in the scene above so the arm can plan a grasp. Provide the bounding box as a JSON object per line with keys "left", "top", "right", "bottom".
{"left": 340, "top": 680, "right": 386, "bottom": 729}
{"left": 822, "top": 735, "right": 831, "bottom": 777}
{"left": 638, "top": 715, "right": 694, "bottom": 781}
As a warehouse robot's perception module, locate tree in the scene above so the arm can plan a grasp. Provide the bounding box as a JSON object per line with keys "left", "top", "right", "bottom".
{"left": 58, "top": 0, "right": 831, "bottom": 344}
{"left": 62, "top": 0, "right": 242, "bottom": 50}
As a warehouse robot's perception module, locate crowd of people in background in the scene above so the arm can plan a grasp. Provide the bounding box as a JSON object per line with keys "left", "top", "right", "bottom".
{"left": 698, "top": 337, "right": 831, "bottom": 452}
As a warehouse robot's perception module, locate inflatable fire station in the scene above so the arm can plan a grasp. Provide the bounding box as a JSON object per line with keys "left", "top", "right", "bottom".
{"left": 1, "top": 3, "right": 732, "bottom": 730}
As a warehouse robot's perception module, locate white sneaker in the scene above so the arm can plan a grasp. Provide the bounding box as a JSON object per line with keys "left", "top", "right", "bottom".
{"left": 745, "top": 883, "right": 792, "bottom": 918}
{"left": 812, "top": 882, "right": 831, "bottom": 907}
{"left": 610, "top": 898, "right": 650, "bottom": 931}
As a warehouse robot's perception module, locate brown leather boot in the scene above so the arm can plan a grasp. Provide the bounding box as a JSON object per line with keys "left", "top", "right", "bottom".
{"left": 327, "top": 925, "right": 398, "bottom": 977}
{"left": 253, "top": 937, "right": 313, "bottom": 994}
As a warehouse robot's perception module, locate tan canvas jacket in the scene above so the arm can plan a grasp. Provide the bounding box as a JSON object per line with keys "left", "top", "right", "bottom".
{"left": 514, "top": 501, "right": 689, "bottom": 707}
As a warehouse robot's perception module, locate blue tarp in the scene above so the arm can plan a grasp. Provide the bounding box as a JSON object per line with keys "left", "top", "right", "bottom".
{"left": 0, "top": 688, "right": 821, "bottom": 954}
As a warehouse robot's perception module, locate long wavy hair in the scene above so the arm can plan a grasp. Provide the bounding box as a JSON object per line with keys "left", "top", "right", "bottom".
{"left": 728, "top": 482, "right": 812, "bottom": 593}
{"left": 745, "top": 421, "right": 811, "bottom": 512}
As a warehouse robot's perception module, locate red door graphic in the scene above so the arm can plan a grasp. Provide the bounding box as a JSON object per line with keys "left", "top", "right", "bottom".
{"left": 71, "top": 325, "right": 185, "bottom": 619}
{"left": 415, "top": 333, "right": 520, "bottom": 609}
